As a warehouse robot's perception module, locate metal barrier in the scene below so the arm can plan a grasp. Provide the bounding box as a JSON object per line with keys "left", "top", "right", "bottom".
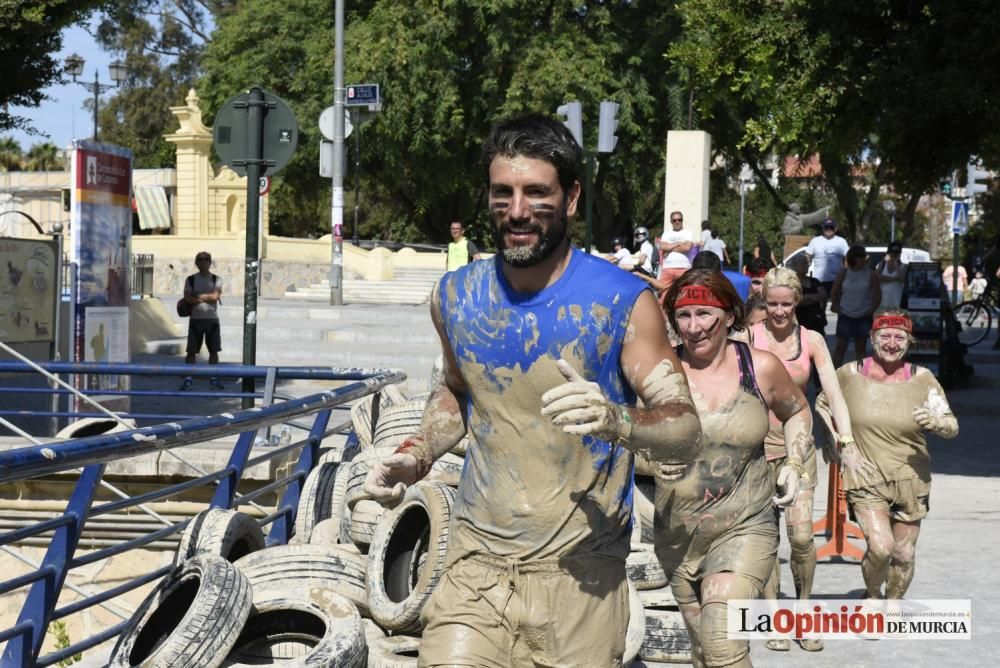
{"left": 132, "top": 253, "right": 155, "bottom": 297}
{"left": 0, "top": 362, "right": 403, "bottom": 668}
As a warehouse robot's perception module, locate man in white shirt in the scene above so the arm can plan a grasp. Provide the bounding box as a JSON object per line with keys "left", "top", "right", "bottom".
{"left": 704, "top": 229, "right": 730, "bottom": 266}
{"left": 608, "top": 237, "right": 633, "bottom": 268}
{"left": 659, "top": 211, "right": 693, "bottom": 286}
{"left": 633, "top": 226, "right": 655, "bottom": 275}
{"left": 805, "top": 218, "right": 850, "bottom": 297}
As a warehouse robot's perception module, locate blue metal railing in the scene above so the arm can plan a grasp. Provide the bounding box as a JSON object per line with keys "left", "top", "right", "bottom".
{"left": 0, "top": 362, "right": 402, "bottom": 668}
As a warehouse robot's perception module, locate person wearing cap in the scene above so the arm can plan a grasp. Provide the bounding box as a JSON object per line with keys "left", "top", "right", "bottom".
{"left": 607, "top": 236, "right": 633, "bottom": 267}
{"left": 805, "top": 218, "right": 850, "bottom": 299}
{"left": 633, "top": 226, "right": 656, "bottom": 276}
{"left": 876, "top": 241, "right": 908, "bottom": 308}
{"left": 657, "top": 269, "right": 812, "bottom": 668}
{"left": 816, "top": 309, "right": 958, "bottom": 601}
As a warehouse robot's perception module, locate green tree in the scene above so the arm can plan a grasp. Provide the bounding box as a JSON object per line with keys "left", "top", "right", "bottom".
{"left": 0, "top": 137, "right": 24, "bottom": 170}
{"left": 201, "top": 0, "right": 693, "bottom": 244}
{"left": 24, "top": 142, "right": 64, "bottom": 171}
{"left": 670, "top": 0, "right": 1000, "bottom": 243}
{"left": 0, "top": 1, "right": 103, "bottom": 133}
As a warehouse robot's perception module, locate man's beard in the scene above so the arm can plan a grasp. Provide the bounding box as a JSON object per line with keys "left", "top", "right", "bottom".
{"left": 495, "top": 212, "right": 569, "bottom": 268}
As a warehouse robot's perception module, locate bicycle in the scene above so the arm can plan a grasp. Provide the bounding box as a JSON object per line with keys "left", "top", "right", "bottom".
{"left": 954, "top": 281, "right": 999, "bottom": 346}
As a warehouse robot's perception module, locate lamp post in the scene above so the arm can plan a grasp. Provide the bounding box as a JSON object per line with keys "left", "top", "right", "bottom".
{"left": 64, "top": 53, "right": 127, "bottom": 142}
{"left": 737, "top": 164, "right": 756, "bottom": 274}
{"left": 882, "top": 199, "right": 896, "bottom": 243}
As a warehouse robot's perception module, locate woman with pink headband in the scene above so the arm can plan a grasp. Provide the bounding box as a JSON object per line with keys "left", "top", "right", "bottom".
{"left": 657, "top": 269, "right": 813, "bottom": 668}
{"left": 751, "top": 267, "right": 857, "bottom": 653}
{"left": 817, "top": 309, "right": 958, "bottom": 602}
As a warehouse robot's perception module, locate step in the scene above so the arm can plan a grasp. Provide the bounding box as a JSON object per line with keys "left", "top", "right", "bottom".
{"left": 219, "top": 325, "right": 438, "bottom": 345}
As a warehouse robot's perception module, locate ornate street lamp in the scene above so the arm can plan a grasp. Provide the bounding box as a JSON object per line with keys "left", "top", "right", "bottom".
{"left": 64, "top": 53, "right": 128, "bottom": 141}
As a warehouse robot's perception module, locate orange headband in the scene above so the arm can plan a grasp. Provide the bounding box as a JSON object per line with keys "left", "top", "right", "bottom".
{"left": 674, "top": 285, "right": 731, "bottom": 309}
{"left": 872, "top": 314, "right": 912, "bottom": 333}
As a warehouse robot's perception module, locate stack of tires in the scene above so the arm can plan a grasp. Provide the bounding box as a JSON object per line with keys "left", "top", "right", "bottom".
{"left": 106, "top": 386, "right": 689, "bottom": 667}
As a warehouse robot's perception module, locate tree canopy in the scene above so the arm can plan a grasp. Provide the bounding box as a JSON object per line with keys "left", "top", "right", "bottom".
{"left": 670, "top": 0, "right": 1000, "bottom": 243}
{"left": 0, "top": 0, "right": 104, "bottom": 133}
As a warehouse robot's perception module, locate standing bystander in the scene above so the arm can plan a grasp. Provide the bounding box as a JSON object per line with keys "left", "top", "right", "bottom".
{"left": 181, "top": 252, "right": 223, "bottom": 391}
{"left": 659, "top": 211, "right": 694, "bottom": 288}
{"left": 446, "top": 220, "right": 482, "bottom": 271}
{"left": 805, "top": 218, "right": 850, "bottom": 301}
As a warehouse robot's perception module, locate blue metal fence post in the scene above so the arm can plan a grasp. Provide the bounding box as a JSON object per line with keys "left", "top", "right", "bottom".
{"left": 266, "top": 408, "right": 332, "bottom": 545}
{"left": 208, "top": 429, "right": 259, "bottom": 509}
{"left": 2, "top": 464, "right": 105, "bottom": 667}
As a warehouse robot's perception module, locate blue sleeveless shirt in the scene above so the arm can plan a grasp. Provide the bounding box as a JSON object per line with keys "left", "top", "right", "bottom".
{"left": 436, "top": 248, "right": 649, "bottom": 562}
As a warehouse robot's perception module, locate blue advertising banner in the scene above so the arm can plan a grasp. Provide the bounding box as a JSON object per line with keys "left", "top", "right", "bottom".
{"left": 70, "top": 141, "right": 133, "bottom": 410}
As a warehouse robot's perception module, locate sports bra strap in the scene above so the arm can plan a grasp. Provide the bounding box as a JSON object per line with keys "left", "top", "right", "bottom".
{"left": 734, "top": 341, "right": 766, "bottom": 405}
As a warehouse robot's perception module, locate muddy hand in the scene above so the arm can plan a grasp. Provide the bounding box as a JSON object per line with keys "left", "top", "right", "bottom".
{"left": 659, "top": 462, "right": 687, "bottom": 481}
{"left": 363, "top": 453, "right": 418, "bottom": 508}
{"left": 540, "top": 359, "right": 622, "bottom": 441}
{"left": 912, "top": 407, "right": 937, "bottom": 431}
{"left": 773, "top": 465, "right": 800, "bottom": 507}
{"left": 838, "top": 443, "right": 879, "bottom": 488}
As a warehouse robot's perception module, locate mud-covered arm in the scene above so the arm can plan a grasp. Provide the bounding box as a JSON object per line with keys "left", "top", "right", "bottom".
{"left": 754, "top": 349, "right": 812, "bottom": 468}
{"left": 617, "top": 290, "right": 702, "bottom": 462}
{"left": 398, "top": 286, "right": 470, "bottom": 474}
{"left": 809, "top": 330, "right": 852, "bottom": 440}
{"left": 540, "top": 290, "right": 701, "bottom": 463}
{"left": 912, "top": 373, "right": 959, "bottom": 439}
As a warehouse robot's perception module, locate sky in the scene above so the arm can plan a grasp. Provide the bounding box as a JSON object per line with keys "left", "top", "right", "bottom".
{"left": 5, "top": 21, "right": 121, "bottom": 152}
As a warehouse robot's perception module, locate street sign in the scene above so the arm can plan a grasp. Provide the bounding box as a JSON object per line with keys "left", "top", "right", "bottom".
{"left": 259, "top": 176, "right": 270, "bottom": 196}
{"left": 346, "top": 84, "right": 379, "bottom": 107}
{"left": 213, "top": 88, "right": 299, "bottom": 177}
{"left": 318, "top": 106, "right": 352, "bottom": 141}
{"left": 951, "top": 200, "right": 969, "bottom": 235}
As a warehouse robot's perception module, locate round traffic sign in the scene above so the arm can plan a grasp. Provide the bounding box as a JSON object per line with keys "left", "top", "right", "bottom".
{"left": 319, "top": 106, "right": 352, "bottom": 140}
{"left": 259, "top": 176, "right": 271, "bottom": 196}
{"left": 213, "top": 87, "right": 299, "bottom": 177}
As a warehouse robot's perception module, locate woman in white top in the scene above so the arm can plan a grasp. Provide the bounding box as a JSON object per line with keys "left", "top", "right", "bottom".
{"left": 876, "top": 241, "right": 907, "bottom": 309}
{"left": 831, "top": 245, "right": 881, "bottom": 366}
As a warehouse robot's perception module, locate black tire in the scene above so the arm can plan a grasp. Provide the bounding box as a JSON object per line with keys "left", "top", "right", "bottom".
{"left": 956, "top": 300, "right": 992, "bottom": 347}
{"left": 627, "top": 545, "right": 668, "bottom": 591}
{"left": 367, "top": 635, "right": 420, "bottom": 668}
{"left": 639, "top": 605, "right": 692, "bottom": 664}
{"left": 371, "top": 400, "right": 428, "bottom": 450}
{"left": 294, "top": 459, "right": 343, "bottom": 542}
{"left": 110, "top": 554, "right": 252, "bottom": 668}
{"left": 366, "top": 481, "right": 456, "bottom": 633}
{"left": 221, "top": 584, "right": 366, "bottom": 667}
{"left": 351, "top": 386, "right": 407, "bottom": 445}
{"left": 175, "top": 509, "right": 266, "bottom": 566}
{"left": 233, "top": 543, "right": 368, "bottom": 618}
{"left": 349, "top": 500, "right": 384, "bottom": 550}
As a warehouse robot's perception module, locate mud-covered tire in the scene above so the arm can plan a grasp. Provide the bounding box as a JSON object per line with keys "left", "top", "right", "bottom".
{"left": 367, "top": 635, "right": 420, "bottom": 667}
{"left": 349, "top": 500, "right": 384, "bottom": 550}
{"left": 294, "top": 458, "right": 345, "bottom": 542}
{"left": 233, "top": 543, "right": 368, "bottom": 618}
{"left": 110, "top": 554, "right": 252, "bottom": 668}
{"left": 175, "top": 509, "right": 266, "bottom": 566}
{"left": 639, "top": 605, "right": 692, "bottom": 663}
{"left": 624, "top": 579, "right": 646, "bottom": 666}
{"left": 366, "top": 481, "right": 455, "bottom": 633}
{"left": 371, "top": 400, "right": 428, "bottom": 450}
{"left": 639, "top": 586, "right": 678, "bottom": 608}
{"left": 627, "top": 545, "right": 668, "bottom": 591}
{"left": 221, "top": 584, "right": 366, "bottom": 667}
{"left": 351, "top": 386, "right": 407, "bottom": 446}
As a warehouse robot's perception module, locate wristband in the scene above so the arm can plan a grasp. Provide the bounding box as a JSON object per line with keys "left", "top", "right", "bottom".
{"left": 784, "top": 459, "right": 806, "bottom": 477}
{"left": 394, "top": 437, "right": 434, "bottom": 480}
{"left": 837, "top": 435, "right": 856, "bottom": 448}
{"left": 613, "top": 406, "right": 633, "bottom": 446}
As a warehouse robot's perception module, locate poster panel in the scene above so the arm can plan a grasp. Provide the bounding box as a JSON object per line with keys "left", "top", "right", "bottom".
{"left": 70, "top": 141, "right": 133, "bottom": 411}
{"left": 0, "top": 237, "right": 58, "bottom": 343}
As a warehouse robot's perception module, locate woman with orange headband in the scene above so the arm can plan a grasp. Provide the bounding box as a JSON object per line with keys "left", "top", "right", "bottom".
{"left": 751, "top": 267, "right": 860, "bottom": 653}
{"left": 656, "top": 269, "right": 813, "bottom": 668}
{"left": 816, "top": 309, "right": 958, "bottom": 602}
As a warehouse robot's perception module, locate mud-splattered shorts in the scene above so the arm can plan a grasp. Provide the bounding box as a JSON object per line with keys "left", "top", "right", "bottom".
{"left": 847, "top": 477, "right": 930, "bottom": 522}
{"left": 418, "top": 552, "right": 629, "bottom": 667}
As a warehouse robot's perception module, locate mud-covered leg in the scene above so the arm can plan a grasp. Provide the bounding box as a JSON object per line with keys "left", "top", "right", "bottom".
{"left": 672, "top": 578, "right": 706, "bottom": 668}
{"left": 854, "top": 506, "right": 894, "bottom": 599}
{"left": 763, "top": 511, "right": 789, "bottom": 652}
{"left": 786, "top": 488, "right": 821, "bottom": 650}
{"left": 886, "top": 519, "right": 921, "bottom": 599}
{"left": 698, "top": 573, "right": 759, "bottom": 668}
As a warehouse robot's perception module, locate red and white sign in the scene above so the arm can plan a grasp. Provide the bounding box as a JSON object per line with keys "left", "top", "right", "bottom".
{"left": 259, "top": 176, "right": 271, "bottom": 196}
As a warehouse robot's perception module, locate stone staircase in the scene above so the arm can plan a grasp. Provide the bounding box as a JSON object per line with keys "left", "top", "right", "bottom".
{"left": 283, "top": 267, "right": 447, "bottom": 305}
{"left": 165, "top": 300, "right": 442, "bottom": 393}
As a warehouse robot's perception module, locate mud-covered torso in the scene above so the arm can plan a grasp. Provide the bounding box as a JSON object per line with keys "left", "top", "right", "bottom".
{"left": 655, "top": 343, "right": 773, "bottom": 568}
{"left": 438, "top": 249, "right": 648, "bottom": 563}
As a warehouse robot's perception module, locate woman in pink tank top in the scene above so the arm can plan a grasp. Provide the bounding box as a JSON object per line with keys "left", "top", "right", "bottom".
{"left": 750, "top": 267, "right": 861, "bottom": 653}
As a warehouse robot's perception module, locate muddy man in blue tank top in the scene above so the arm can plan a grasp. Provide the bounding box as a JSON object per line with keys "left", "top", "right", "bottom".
{"left": 363, "top": 114, "right": 702, "bottom": 667}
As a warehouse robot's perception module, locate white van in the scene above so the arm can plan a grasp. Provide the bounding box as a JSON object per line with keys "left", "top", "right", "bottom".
{"left": 782, "top": 245, "right": 931, "bottom": 275}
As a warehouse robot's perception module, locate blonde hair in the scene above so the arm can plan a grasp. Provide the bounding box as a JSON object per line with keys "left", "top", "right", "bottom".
{"left": 762, "top": 266, "right": 802, "bottom": 303}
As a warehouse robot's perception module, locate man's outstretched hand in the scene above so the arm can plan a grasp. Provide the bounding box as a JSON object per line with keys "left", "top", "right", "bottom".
{"left": 363, "top": 452, "right": 419, "bottom": 508}
{"left": 541, "top": 359, "right": 623, "bottom": 442}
